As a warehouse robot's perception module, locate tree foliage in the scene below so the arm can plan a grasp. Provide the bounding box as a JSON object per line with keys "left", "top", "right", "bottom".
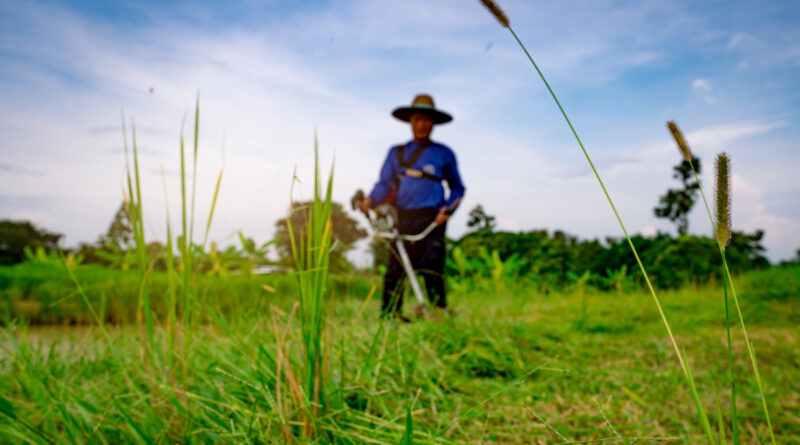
{"left": 654, "top": 156, "right": 701, "bottom": 236}
{"left": 274, "top": 200, "right": 368, "bottom": 272}
{"left": 74, "top": 202, "right": 134, "bottom": 267}
{"left": 99, "top": 202, "right": 133, "bottom": 249}
{"left": 466, "top": 204, "right": 496, "bottom": 233}
{"left": 451, "top": 226, "right": 769, "bottom": 290}
{"left": 0, "top": 220, "right": 63, "bottom": 265}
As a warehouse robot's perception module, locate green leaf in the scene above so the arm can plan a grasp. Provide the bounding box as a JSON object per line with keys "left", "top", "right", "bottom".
{"left": 0, "top": 394, "right": 17, "bottom": 420}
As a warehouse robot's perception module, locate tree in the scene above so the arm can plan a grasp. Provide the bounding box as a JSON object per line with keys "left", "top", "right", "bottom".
{"left": 727, "top": 229, "right": 770, "bottom": 272}
{"left": 274, "top": 201, "right": 368, "bottom": 272}
{"left": 654, "top": 156, "right": 701, "bottom": 236}
{"left": 0, "top": 220, "right": 63, "bottom": 265}
{"left": 98, "top": 202, "right": 133, "bottom": 249}
{"left": 466, "top": 204, "right": 496, "bottom": 233}
{"left": 75, "top": 202, "right": 133, "bottom": 267}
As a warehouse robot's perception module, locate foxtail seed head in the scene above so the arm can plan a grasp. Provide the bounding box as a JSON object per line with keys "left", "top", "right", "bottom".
{"left": 715, "top": 152, "right": 732, "bottom": 248}
{"left": 667, "top": 121, "right": 692, "bottom": 162}
{"left": 480, "top": 0, "right": 510, "bottom": 28}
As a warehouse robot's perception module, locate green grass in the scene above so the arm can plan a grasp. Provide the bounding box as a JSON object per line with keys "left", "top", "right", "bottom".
{"left": 1, "top": 270, "right": 798, "bottom": 443}
{"left": 0, "top": 262, "right": 373, "bottom": 326}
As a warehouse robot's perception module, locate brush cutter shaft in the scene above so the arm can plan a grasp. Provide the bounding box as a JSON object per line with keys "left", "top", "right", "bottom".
{"left": 394, "top": 239, "right": 426, "bottom": 306}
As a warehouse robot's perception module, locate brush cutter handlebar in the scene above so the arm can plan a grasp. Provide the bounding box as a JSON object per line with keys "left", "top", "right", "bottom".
{"left": 350, "top": 189, "right": 438, "bottom": 242}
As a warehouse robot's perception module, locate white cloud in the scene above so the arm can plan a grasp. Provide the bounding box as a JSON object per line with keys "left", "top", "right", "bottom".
{"left": 727, "top": 33, "right": 750, "bottom": 50}
{"left": 691, "top": 78, "right": 715, "bottom": 104}
{"left": 496, "top": 217, "right": 520, "bottom": 232}
{"left": 692, "top": 78, "right": 711, "bottom": 92}
{"left": 640, "top": 225, "right": 657, "bottom": 238}
{"left": 729, "top": 175, "right": 800, "bottom": 259}
{"left": 0, "top": 0, "right": 798, "bottom": 264}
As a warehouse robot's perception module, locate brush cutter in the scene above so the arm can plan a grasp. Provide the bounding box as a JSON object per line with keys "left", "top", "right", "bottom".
{"left": 351, "top": 190, "right": 438, "bottom": 317}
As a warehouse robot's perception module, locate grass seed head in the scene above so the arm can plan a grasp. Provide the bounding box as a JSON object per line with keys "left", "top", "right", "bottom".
{"left": 667, "top": 121, "right": 692, "bottom": 162}
{"left": 480, "top": 0, "right": 510, "bottom": 28}
{"left": 715, "top": 152, "right": 732, "bottom": 248}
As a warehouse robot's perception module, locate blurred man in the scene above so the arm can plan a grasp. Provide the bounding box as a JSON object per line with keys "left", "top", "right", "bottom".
{"left": 357, "top": 94, "right": 465, "bottom": 321}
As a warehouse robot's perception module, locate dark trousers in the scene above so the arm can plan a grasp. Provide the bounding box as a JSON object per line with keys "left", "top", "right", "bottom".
{"left": 382, "top": 215, "right": 447, "bottom": 315}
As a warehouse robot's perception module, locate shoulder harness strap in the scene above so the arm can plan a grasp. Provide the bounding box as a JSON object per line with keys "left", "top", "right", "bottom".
{"left": 395, "top": 141, "right": 441, "bottom": 183}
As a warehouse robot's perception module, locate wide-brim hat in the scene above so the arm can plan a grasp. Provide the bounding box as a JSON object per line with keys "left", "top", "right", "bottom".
{"left": 392, "top": 94, "right": 453, "bottom": 124}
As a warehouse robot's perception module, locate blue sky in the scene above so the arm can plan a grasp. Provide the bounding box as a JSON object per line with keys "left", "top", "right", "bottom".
{"left": 1, "top": 0, "right": 799, "bottom": 263}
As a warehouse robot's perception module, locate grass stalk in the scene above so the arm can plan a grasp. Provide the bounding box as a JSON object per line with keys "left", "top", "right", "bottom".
{"left": 189, "top": 92, "right": 200, "bottom": 253}
{"left": 478, "top": 2, "right": 714, "bottom": 441}
{"left": 123, "top": 117, "right": 160, "bottom": 377}
{"left": 202, "top": 152, "right": 224, "bottom": 249}
{"left": 715, "top": 152, "right": 740, "bottom": 444}
{"left": 161, "top": 165, "right": 177, "bottom": 377}
{"left": 179, "top": 114, "right": 190, "bottom": 329}
{"left": 285, "top": 132, "right": 335, "bottom": 438}
{"left": 177, "top": 96, "right": 204, "bottom": 433}
{"left": 723, "top": 253, "right": 740, "bottom": 444}
{"left": 669, "top": 122, "right": 776, "bottom": 444}
{"left": 715, "top": 384, "right": 727, "bottom": 444}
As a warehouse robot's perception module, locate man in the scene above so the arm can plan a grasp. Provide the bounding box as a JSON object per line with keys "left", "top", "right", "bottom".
{"left": 358, "top": 94, "right": 465, "bottom": 320}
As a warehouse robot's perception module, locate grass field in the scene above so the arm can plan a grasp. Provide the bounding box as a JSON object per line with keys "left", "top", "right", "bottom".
{"left": 1, "top": 264, "right": 798, "bottom": 444}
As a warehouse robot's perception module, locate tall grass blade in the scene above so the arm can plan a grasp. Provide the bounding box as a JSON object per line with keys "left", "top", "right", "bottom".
{"left": 0, "top": 394, "right": 55, "bottom": 444}
{"left": 285, "top": 132, "right": 335, "bottom": 438}
{"left": 479, "top": 2, "right": 713, "bottom": 440}
{"left": 399, "top": 405, "right": 414, "bottom": 445}
{"left": 724, "top": 264, "right": 740, "bottom": 444}
{"left": 161, "top": 165, "right": 177, "bottom": 375}
{"left": 669, "top": 122, "right": 776, "bottom": 444}
{"left": 178, "top": 109, "right": 194, "bottom": 432}
{"left": 126, "top": 120, "right": 160, "bottom": 376}
{"left": 716, "top": 385, "right": 727, "bottom": 444}
{"left": 189, "top": 93, "right": 200, "bottom": 251}
{"left": 682, "top": 348, "right": 715, "bottom": 444}
{"left": 203, "top": 163, "right": 224, "bottom": 249}
{"left": 113, "top": 398, "right": 151, "bottom": 445}
{"left": 0, "top": 394, "right": 15, "bottom": 420}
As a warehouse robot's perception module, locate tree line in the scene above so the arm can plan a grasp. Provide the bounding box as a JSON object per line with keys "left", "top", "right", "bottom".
{"left": 2, "top": 155, "right": 797, "bottom": 289}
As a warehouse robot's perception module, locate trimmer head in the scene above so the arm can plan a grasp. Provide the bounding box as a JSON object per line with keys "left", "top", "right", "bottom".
{"left": 372, "top": 203, "right": 398, "bottom": 233}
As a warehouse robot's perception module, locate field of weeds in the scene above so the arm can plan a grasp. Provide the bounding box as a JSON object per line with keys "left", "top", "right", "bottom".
{"left": 1, "top": 266, "right": 798, "bottom": 443}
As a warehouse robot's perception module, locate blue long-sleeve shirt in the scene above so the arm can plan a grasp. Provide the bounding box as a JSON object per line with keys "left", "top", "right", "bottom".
{"left": 368, "top": 140, "right": 465, "bottom": 212}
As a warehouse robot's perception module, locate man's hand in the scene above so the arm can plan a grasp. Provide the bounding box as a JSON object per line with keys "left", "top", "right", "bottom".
{"left": 436, "top": 206, "right": 450, "bottom": 226}
{"left": 358, "top": 197, "right": 373, "bottom": 214}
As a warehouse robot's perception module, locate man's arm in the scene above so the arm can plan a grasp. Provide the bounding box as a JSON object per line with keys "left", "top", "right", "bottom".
{"left": 437, "top": 150, "right": 466, "bottom": 225}
{"left": 442, "top": 150, "right": 465, "bottom": 211}
{"left": 365, "top": 146, "right": 399, "bottom": 208}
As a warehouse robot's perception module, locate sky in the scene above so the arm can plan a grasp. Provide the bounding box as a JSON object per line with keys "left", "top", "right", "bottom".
{"left": 1, "top": 0, "right": 799, "bottom": 265}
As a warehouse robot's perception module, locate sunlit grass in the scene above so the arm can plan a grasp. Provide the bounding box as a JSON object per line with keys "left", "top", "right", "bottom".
{"left": 1, "top": 275, "right": 798, "bottom": 443}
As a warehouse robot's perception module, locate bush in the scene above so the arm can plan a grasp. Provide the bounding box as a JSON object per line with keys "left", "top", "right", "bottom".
{"left": 451, "top": 229, "right": 771, "bottom": 290}
{"left": 739, "top": 265, "right": 800, "bottom": 301}
{"left": 0, "top": 262, "right": 374, "bottom": 326}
